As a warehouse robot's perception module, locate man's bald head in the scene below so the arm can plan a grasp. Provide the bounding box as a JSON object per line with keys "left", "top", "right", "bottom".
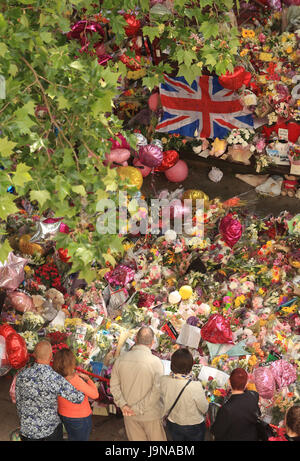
{"left": 136, "top": 326, "right": 154, "bottom": 347}
{"left": 34, "top": 340, "right": 53, "bottom": 364}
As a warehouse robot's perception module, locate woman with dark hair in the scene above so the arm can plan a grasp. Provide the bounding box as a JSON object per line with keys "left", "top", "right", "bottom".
{"left": 285, "top": 405, "right": 300, "bottom": 441}
{"left": 211, "top": 367, "right": 260, "bottom": 441}
{"left": 52, "top": 348, "right": 99, "bottom": 441}
{"left": 159, "top": 348, "right": 209, "bottom": 441}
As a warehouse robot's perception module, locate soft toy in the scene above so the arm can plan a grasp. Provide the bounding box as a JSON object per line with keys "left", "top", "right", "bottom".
{"left": 281, "top": 174, "right": 299, "bottom": 197}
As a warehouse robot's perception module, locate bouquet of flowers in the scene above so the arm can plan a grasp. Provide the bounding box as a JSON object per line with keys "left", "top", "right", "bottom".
{"left": 20, "top": 311, "right": 45, "bottom": 332}
{"left": 226, "top": 128, "right": 256, "bottom": 148}
{"left": 19, "top": 331, "right": 39, "bottom": 351}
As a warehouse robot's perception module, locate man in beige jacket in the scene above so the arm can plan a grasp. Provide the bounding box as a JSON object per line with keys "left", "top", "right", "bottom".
{"left": 110, "top": 326, "right": 166, "bottom": 441}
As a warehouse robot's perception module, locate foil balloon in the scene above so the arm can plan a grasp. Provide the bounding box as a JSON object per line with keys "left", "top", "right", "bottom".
{"left": 0, "top": 324, "right": 15, "bottom": 339}
{"left": 134, "top": 133, "right": 148, "bottom": 147}
{"left": 165, "top": 159, "right": 188, "bottom": 183}
{"left": 6, "top": 291, "right": 35, "bottom": 313}
{"left": 0, "top": 253, "right": 28, "bottom": 290}
{"left": 0, "top": 335, "right": 11, "bottom": 376}
{"left": 104, "top": 148, "right": 131, "bottom": 167}
{"left": 182, "top": 189, "right": 209, "bottom": 205}
{"left": 201, "top": 314, "right": 234, "bottom": 344}
{"left": 6, "top": 332, "right": 29, "bottom": 369}
{"left": 133, "top": 158, "right": 152, "bottom": 177}
{"left": 30, "top": 220, "right": 61, "bottom": 243}
{"left": 219, "top": 66, "right": 252, "bottom": 91}
{"left": 123, "top": 14, "right": 141, "bottom": 37}
{"left": 117, "top": 166, "right": 143, "bottom": 190}
{"left": 155, "top": 150, "right": 179, "bottom": 172}
{"left": 151, "top": 139, "right": 164, "bottom": 151}
{"left": 219, "top": 213, "right": 243, "bottom": 248}
{"left": 138, "top": 144, "right": 163, "bottom": 168}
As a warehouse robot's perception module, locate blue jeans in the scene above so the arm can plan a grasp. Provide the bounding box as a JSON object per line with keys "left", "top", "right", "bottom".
{"left": 60, "top": 414, "right": 92, "bottom": 441}
{"left": 166, "top": 420, "right": 206, "bottom": 441}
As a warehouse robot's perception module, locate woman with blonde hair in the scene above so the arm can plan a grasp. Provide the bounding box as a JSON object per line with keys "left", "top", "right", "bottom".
{"left": 52, "top": 348, "right": 99, "bottom": 441}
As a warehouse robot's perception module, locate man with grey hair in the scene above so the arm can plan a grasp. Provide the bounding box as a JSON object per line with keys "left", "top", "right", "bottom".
{"left": 110, "top": 326, "right": 166, "bottom": 441}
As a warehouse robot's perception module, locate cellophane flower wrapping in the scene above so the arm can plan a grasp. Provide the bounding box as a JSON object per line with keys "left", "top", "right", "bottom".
{"left": 254, "top": 366, "right": 276, "bottom": 399}
{"left": 201, "top": 314, "right": 234, "bottom": 344}
{"left": 0, "top": 253, "right": 28, "bottom": 290}
{"left": 269, "top": 359, "right": 297, "bottom": 390}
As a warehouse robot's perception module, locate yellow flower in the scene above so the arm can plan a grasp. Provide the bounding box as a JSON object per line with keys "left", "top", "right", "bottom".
{"left": 285, "top": 46, "right": 293, "bottom": 54}
{"left": 132, "top": 281, "right": 136, "bottom": 287}
{"left": 281, "top": 36, "right": 287, "bottom": 43}
{"left": 248, "top": 355, "right": 257, "bottom": 367}
{"left": 240, "top": 49, "right": 249, "bottom": 57}
{"left": 213, "top": 389, "right": 222, "bottom": 397}
{"left": 161, "top": 137, "right": 168, "bottom": 144}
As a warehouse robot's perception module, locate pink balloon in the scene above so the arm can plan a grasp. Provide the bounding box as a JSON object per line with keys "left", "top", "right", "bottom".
{"left": 139, "top": 144, "right": 163, "bottom": 168}
{"left": 133, "top": 158, "right": 152, "bottom": 177}
{"left": 104, "top": 148, "right": 131, "bottom": 167}
{"left": 148, "top": 92, "right": 159, "bottom": 111}
{"left": 165, "top": 160, "right": 188, "bottom": 183}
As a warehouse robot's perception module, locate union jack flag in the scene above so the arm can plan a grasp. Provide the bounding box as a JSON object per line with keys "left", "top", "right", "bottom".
{"left": 156, "top": 74, "right": 253, "bottom": 139}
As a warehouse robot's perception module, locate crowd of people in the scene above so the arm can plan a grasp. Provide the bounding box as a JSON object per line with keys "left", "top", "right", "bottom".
{"left": 14, "top": 326, "right": 300, "bottom": 442}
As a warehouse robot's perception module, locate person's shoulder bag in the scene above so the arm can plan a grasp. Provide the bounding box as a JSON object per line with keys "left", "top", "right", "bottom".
{"left": 162, "top": 379, "right": 192, "bottom": 428}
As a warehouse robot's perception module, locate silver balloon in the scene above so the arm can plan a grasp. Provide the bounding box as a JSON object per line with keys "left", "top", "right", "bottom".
{"left": 30, "top": 221, "right": 61, "bottom": 243}
{"left": 151, "top": 139, "right": 163, "bottom": 151}
{"left": 134, "top": 133, "right": 148, "bottom": 147}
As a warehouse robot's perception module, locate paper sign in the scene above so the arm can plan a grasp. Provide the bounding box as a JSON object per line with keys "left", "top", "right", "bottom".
{"left": 176, "top": 323, "right": 201, "bottom": 349}
{"left": 198, "top": 365, "right": 229, "bottom": 387}
{"left": 278, "top": 128, "right": 289, "bottom": 141}
{"left": 162, "top": 321, "right": 178, "bottom": 340}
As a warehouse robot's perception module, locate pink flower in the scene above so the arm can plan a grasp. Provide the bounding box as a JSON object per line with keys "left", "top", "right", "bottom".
{"left": 258, "top": 33, "right": 266, "bottom": 43}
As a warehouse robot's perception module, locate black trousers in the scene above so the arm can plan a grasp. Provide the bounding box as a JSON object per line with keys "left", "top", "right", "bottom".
{"left": 20, "top": 423, "right": 63, "bottom": 441}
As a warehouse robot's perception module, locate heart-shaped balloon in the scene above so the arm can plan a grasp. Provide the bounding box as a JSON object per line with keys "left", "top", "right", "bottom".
{"left": 155, "top": 150, "right": 179, "bottom": 172}
{"left": 219, "top": 66, "right": 252, "bottom": 91}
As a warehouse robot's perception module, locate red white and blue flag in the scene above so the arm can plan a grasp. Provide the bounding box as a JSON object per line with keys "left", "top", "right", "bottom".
{"left": 156, "top": 74, "right": 253, "bottom": 139}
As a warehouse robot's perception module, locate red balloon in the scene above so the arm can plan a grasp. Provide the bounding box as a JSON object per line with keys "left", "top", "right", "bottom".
{"left": 155, "top": 150, "right": 179, "bottom": 172}
{"left": 165, "top": 159, "right": 188, "bottom": 183}
{"left": 0, "top": 324, "right": 15, "bottom": 339}
{"left": 123, "top": 14, "right": 141, "bottom": 37}
{"left": 219, "top": 66, "right": 252, "bottom": 91}
{"left": 6, "top": 333, "right": 29, "bottom": 369}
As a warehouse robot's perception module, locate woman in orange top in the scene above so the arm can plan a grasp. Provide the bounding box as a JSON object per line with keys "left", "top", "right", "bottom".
{"left": 53, "top": 348, "right": 99, "bottom": 441}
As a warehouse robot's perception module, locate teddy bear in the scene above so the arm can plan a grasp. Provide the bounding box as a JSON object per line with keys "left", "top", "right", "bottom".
{"left": 281, "top": 174, "right": 299, "bottom": 197}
